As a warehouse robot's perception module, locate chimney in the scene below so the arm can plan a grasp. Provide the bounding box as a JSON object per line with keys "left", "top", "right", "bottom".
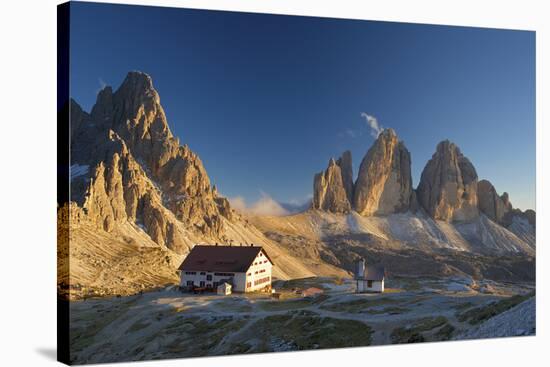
{"left": 354, "top": 258, "right": 366, "bottom": 280}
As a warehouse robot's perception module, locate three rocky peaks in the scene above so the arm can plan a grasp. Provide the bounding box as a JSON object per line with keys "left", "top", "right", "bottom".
{"left": 313, "top": 128, "right": 535, "bottom": 227}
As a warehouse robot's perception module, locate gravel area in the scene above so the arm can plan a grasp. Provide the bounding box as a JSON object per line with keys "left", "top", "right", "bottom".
{"left": 455, "top": 297, "right": 535, "bottom": 339}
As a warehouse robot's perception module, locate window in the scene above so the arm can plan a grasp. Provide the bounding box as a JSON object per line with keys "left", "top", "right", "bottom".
{"left": 246, "top": 282, "right": 251, "bottom": 288}
{"left": 206, "top": 275, "right": 212, "bottom": 281}
{"left": 367, "top": 280, "right": 373, "bottom": 288}
{"left": 200, "top": 272, "right": 206, "bottom": 275}
{"left": 264, "top": 260, "right": 268, "bottom": 264}
{"left": 185, "top": 271, "right": 196, "bottom": 275}
{"left": 247, "top": 273, "right": 251, "bottom": 276}
{"left": 200, "top": 281, "right": 205, "bottom": 287}
{"left": 186, "top": 281, "right": 194, "bottom": 286}
{"left": 214, "top": 272, "right": 234, "bottom": 277}
{"left": 253, "top": 276, "right": 271, "bottom": 286}
{"left": 213, "top": 282, "right": 219, "bottom": 288}
{"left": 255, "top": 271, "right": 258, "bottom": 274}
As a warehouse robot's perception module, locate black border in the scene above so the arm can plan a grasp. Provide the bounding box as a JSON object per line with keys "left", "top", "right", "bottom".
{"left": 57, "top": 1, "right": 71, "bottom": 365}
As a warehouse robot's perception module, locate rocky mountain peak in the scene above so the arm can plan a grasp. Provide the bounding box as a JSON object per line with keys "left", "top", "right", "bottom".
{"left": 118, "top": 71, "right": 158, "bottom": 102}
{"left": 477, "top": 179, "right": 508, "bottom": 223}
{"left": 417, "top": 139, "right": 479, "bottom": 222}
{"left": 436, "top": 139, "right": 453, "bottom": 152}
{"left": 90, "top": 87, "right": 114, "bottom": 126}
{"left": 69, "top": 71, "right": 233, "bottom": 251}
{"left": 501, "top": 192, "right": 512, "bottom": 211}
{"left": 336, "top": 150, "right": 354, "bottom": 203}
{"left": 380, "top": 127, "right": 397, "bottom": 138}
{"left": 475, "top": 180, "right": 536, "bottom": 238}
{"left": 313, "top": 153, "right": 353, "bottom": 213}
{"left": 353, "top": 128, "right": 412, "bottom": 216}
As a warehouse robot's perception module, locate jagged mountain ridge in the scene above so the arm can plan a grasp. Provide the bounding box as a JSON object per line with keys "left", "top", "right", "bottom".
{"left": 70, "top": 72, "right": 227, "bottom": 249}
{"left": 311, "top": 128, "right": 535, "bottom": 252}
{"left": 312, "top": 129, "right": 414, "bottom": 216}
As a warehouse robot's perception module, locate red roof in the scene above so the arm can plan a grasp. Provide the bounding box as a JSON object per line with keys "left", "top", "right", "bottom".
{"left": 178, "top": 245, "right": 274, "bottom": 272}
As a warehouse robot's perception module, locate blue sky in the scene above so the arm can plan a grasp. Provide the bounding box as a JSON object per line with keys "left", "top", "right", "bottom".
{"left": 69, "top": 2, "right": 536, "bottom": 211}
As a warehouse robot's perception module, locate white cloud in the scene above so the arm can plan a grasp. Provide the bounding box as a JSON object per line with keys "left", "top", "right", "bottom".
{"left": 344, "top": 129, "right": 357, "bottom": 138}
{"left": 280, "top": 195, "right": 312, "bottom": 213}
{"left": 228, "top": 192, "right": 290, "bottom": 217}
{"left": 99, "top": 78, "right": 107, "bottom": 89}
{"left": 228, "top": 196, "right": 247, "bottom": 212}
{"left": 360, "top": 112, "right": 384, "bottom": 138}
{"left": 95, "top": 78, "right": 108, "bottom": 95}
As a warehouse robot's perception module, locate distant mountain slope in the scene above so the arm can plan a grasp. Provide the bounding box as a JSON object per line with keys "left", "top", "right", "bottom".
{"left": 250, "top": 210, "right": 534, "bottom": 256}
{"left": 248, "top": 210, "right": 535, "bottom": 281}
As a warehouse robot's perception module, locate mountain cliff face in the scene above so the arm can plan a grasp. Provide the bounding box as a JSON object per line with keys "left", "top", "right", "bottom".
{"left": 308, "top": 128, "right": 535, "bottom": 261}
{"left": 477, "top": 179, "right": 509, "bottom": 224}
{"left": 337, "top": 151, "right": 354, "bottom": 203}
{"left": 476, "top": 179, "right": 536, "bottom": 246}
{"left": 313, "top": 129, "right": 413, "bottom": 215}
{"left": 353, "top": 128, "right": 413, "bottom": 216}
{"left": 311, "top": 131, "right": 534, "bottom": 233}
{"left": 312, "top": 156, "right": 352, "bottom": 213}
{"left": 70, "top": 72, "right": 228, "bottom": 252}
{"left": 416, "top": 140, "right": 479, "bottom": 222}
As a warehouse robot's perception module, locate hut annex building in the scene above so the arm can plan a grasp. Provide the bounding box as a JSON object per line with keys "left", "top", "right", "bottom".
{"left": 354, "top": 258, "right": 385, "bottom": 293}
{"left": 178, "top": 244, "right": 274, "bottom": 293}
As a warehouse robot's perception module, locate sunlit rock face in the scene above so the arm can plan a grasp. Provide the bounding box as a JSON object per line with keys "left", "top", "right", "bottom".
{"left": 313, "top": 155, "right": 352, "bottom": 213}
{"left": 417, "top": 140, "right": 479, "bottom": 222}
{"left": 353, "top": 128, "right": 413, "bottom": 216}
{"left": 69, "top": 71, "right": 232, "bottom": 252}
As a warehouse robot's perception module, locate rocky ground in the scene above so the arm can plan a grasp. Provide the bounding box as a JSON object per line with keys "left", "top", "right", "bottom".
{"left": 69, "top": 276, "right": 535, "bottom": 364}
{"left": 454, "top": 296, "right": 535, "bottom": 340}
